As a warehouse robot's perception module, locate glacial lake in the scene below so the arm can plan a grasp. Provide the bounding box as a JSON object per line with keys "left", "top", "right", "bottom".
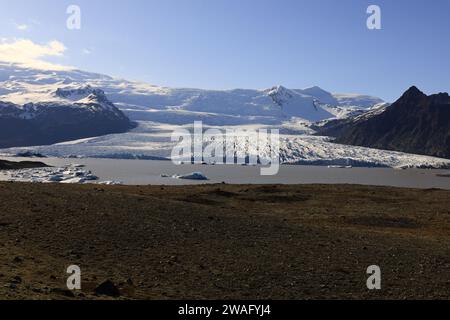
{"left": 1, "top": 156, "right": 450, "bottom": 190}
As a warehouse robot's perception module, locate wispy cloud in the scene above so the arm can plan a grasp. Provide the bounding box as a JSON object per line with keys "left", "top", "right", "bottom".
{"left": 82, "top": 48, "right": 92, "bottom": 55}
{"left": 0, "top": 39, "right": 73, "bottom": 71}
{"left": 15, "top": 24, "right": 29, "bottom": 31}
{"left": 12, "top": 19, "right": 41, "bottom": 31}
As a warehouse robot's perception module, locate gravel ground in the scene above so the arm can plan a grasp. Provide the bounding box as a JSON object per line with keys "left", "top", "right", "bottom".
{"left": 0, "top": 182, "right": 449, "bottom": 300}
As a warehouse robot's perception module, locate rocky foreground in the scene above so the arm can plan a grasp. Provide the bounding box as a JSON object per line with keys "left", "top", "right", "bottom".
{"left": 0, "top": 183, "right": 449, "bottom": 300}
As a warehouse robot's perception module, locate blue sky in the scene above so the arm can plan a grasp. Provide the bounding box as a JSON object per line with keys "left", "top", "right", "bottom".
{"left": 0, "top": 0, "right": 449, "bottom": 101}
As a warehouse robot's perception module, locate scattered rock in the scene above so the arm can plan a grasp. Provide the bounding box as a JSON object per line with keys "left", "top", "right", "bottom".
{"left": 94, "top": 280, "right": 121, "bottom": 297}
{"left": 13, "top": 256, "right": 24, "bottom": 263}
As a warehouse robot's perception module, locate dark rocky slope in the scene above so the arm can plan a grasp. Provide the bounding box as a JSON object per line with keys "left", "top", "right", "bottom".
{"left": 320, "top": 87, "right": 450, "bottom": 159}
{"left": 0, "top": 90, "right": 135, "bottom": 148}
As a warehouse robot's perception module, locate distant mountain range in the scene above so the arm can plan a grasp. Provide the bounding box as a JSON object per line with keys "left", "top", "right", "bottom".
{"left": 0, "top": 89, "right": 134, "bottom": 148}
{"left": 319, "top": 87, "right": 450, "bottom": 159}
{"left": 0, "top": 63, "right": 384, "bottom": 125}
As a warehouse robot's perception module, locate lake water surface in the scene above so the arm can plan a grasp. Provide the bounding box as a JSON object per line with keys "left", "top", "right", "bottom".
{"left": 1, "top": 157, "right": 450, "bottom": 190}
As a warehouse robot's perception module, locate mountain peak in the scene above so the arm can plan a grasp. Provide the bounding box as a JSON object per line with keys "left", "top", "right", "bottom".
{"left": 406, "top": 85, "right": 422, "bottom": 93}
{"left": 267, "top": 85, "right": 289, "bottom": 93}
{"left": 301, "top": 86, "right": 338, "bottom": 106}
{"left": 394, "top": 86, "right": 428, "bottom": 105}
{"left": 304, "top": 86, "right": 324, "bottom": 91}
{"left": 86, "top": 89, "right": 109, "bottom": 103}
{"left": 265, "top": 85, "right": 294, "bottom": 106}
{"left": 402, "top": 86, "right": 426, "bottom": 98}
{"left": 55, "top": 85, "right": 95, "bottom": 100}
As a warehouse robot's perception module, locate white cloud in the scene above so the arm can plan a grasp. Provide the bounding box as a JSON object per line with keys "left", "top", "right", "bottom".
{"left": 0, "top": 39, "right": 73, "bottom": 71}
{"left": 16, "top": 24, "right": 29, "bottom": 31}
{"left": 12, "top": 19, "right": 41, "bottom": 31}
{"left": 82, "top": 48, "right": 92, "bottom": 55}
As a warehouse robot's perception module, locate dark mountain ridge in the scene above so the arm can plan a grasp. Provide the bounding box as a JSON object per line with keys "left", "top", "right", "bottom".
{"left": 321, "top": 87, "right": 450, "bottom": 159}
{"left": 0, "top": 90, "right": 135, "bottom": 148}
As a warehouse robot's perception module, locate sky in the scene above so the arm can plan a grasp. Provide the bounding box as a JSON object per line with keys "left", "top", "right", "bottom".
{"left": 0, "top": 0, "right": 449, "bottom": 102}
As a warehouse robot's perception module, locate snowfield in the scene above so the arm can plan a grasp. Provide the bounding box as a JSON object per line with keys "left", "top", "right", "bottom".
{"left": 1, "top": 63, "right": 449, "bottom": 170}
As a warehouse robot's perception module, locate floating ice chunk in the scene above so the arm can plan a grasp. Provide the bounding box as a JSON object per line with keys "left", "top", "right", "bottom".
{"left": 69, "top": 164, "right": 86, "bottom": 168}
{"left": 60, "top": 177, "right": 87, "bottom": 184}
{"left": 174, "top": 172, "right": 209, "bottom": 181}
{"left": 1, "top": 164, "right": 98, "bottom": 184}
{"left": 48, "top": 175, "right": 64, "bottom": 182}
{"left": 98, "top": 180, "right": 123, "bottom": 185}
{"left": 84, "top": 174, "right": 99, "bottom": 181}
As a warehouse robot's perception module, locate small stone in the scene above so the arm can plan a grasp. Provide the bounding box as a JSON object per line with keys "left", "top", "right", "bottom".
{"left": 94, "top": 280, "right": 120, "bottom": 297}
{"left": 13, "top": 256, "right": 23, "bottom": 263}
{"left": 11, "top": 276, "right": 22, "bottom": 284}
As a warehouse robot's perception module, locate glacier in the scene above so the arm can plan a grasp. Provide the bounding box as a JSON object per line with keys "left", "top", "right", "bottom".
{"left": 0, "top": 62, "right": 449, "bottom": 169}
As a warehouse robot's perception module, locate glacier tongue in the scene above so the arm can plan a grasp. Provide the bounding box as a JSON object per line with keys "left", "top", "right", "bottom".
{"left": 2, "top": 127, "right": 449, "bottom": 169}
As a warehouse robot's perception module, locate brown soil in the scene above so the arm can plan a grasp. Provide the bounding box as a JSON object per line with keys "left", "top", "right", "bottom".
{"left": 0, "top": 182, "right": 449, "bottom": 300}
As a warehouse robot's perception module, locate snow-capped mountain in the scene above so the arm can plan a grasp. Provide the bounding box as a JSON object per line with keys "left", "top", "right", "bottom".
{"left": 55, "top": 85, "right": 99, "bottom": 100}
{"left": 264, "top": 86, "right": 335, "bottom": 121}
{"left": 297, "top": 86, "right": 339, "bottom": 105}
{"left": 313, "top": 102, "right": 390, "bottom": 137}
{"left": 0, "top": 63, "right": 384, "bottom": 125}
{"left": 0, "top": 89, "right": 133, "bottom": 148}
{"left": 333, "top": 93, "right": 385, "bottom": 108}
